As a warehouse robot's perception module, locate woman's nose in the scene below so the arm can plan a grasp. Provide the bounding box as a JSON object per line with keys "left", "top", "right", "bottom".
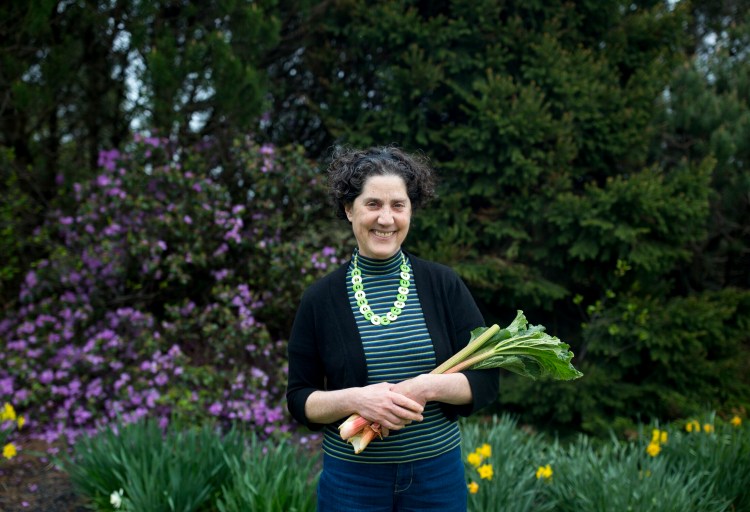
{"left": 378, "top": 208, "right": 393, "bottom": 224}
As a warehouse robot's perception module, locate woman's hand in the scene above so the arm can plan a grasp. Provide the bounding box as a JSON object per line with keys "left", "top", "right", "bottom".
{"left": 355, "top": 382, "right": 424, "bottom": 431}
{"left": 392, "top": 373, "right": 473, "bottom": 407}
{"left": 390, "top": 374, "right": 432, "bottom": 407}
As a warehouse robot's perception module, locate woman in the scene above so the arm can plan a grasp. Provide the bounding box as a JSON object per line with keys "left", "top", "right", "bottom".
{"left": 286, "top": 146, "right": 499, "bottom": 511}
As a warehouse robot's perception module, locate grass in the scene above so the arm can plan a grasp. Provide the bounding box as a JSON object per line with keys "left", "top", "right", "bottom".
{"left": 59, "top": 413, "right": 748, "bottom": 512}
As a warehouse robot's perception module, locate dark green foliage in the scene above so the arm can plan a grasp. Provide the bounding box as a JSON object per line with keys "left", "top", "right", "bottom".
{"left": 0, "top": 149, "right": 45, "bottom": 305}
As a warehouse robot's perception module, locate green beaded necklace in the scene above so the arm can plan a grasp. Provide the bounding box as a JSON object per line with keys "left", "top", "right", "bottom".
{"left": 351, "top": 251, "right": 411, "bottom": 326}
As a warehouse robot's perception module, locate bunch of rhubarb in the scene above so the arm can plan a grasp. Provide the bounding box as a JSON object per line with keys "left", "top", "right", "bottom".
{"left": 338, "top": 310, "right": 583, "bottom": 453}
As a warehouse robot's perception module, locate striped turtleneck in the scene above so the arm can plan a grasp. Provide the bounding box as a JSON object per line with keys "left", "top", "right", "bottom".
{"left": 321, "top": 249, "right": 462, "bottom": 463}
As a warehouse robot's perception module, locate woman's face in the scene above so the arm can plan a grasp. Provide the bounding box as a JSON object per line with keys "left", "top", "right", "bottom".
{"left": 345, "top": 174, "right": 412, "bottom": 259}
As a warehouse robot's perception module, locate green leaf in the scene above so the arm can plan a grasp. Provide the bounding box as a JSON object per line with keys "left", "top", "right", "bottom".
{"left": 469, "top": 310, "right": 583, "bottom": 381}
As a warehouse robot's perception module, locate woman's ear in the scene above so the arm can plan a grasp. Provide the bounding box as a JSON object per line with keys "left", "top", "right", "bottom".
{"left": 344, "top": 204, "right": 353, "bottom": 222}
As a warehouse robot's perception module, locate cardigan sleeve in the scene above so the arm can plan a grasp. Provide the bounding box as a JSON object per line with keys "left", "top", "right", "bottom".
{"left": 441, "top": 270, "right": 500, "bottom": 420}
{"left": 285, "top": 288, "right": 328, "bottom": 431}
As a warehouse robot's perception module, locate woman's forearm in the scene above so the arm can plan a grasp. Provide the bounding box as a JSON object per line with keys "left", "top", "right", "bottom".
{"left": 304, "top": 388, "right": 360, "bottom": 425}
{"left": 304, "top": 382, "right": 425, "bottom": 429}
{"left": 392, "top": 373, "right": 473, "bottom": 406}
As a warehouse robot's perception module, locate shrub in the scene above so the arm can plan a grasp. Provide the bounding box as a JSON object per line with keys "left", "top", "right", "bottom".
{"left": 0, "top": 133, "right": 349, "bottom": 443}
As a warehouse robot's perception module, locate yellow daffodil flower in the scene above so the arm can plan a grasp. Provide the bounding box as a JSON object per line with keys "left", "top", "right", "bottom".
{"left": 685, "top": 420, "right": 700, "bottom": 433}
{"left": 467, "top": 481, "right": 479, "bottom": 494}
{"left": 477, "top": 463, "right": 494, "bottom": 480}
{"left": 467, "top": 452, "right": 482, "bottom": 467}
{"left": 17, "top": 415, "right": 25, "bottom": 429}
{"left": 703, "top": 423, "right": 714, "bottom": 433}
{"left": 660, "top": 431, "right": 668, "bottom": 444}
{"left": 646, "top": 441, "right": 661, "bottom": 457}
{"left": 3, "top": 442, "right": 17, "bottom": 459}
{"left": 536, "top": 464, "right": 553, "bottom": 480}
{"left": 651, "top": 429, "right": 660, "bottom": 443}
{"left": 731, "top": 416, "right": 741, "bottom": 427}
{"left": 1, "top": 403, "right": 16, "bottom": 422}
{"left": 477, "top": 443, "right": 492, "bottom": 458}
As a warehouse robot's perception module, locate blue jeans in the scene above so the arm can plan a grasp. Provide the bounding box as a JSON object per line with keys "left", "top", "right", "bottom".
{"left": 316, "top": 446, "right": 467, "bottom": 511}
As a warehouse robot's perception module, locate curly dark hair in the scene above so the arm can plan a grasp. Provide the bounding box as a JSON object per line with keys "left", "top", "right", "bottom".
{"left": 327, "top": 146, "right": 437, "bottom": 220}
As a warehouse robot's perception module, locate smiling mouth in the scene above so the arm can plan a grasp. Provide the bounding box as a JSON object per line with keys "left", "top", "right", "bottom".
{"left": 372, "top": 230, "right": 396, "bottom": 238}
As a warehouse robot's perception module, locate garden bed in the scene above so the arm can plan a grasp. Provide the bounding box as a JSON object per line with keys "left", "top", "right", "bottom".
{"left": 0, "top": 440, "right": 88, "bottom": 512}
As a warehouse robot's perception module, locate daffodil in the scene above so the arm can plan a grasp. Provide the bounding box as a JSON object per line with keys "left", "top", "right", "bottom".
{"left": 659, "top": 431, "right": 668, "bottom": 444}
{"left": 110, "top": 488, "right": 124, "bottom": 509}
{"left": 467, "top": 481, "right": 479, "bottom": 494}
{"left": 730, "top": 416, "right": 741, "bottom": 427}
{"left": 1, "top": 403, "right": 16, "bottom": 422}
{"left": 467, "top": 452, "right": 482, "bottom": 467}
{"left": 17, "top": 416, "right": 25, "bottom": 430}
{"left": 646, "top": 441, "right": 661, "bottom": 457}
{"left": 685, "top": 420, "right": 700, "bottom": 433}
{"left": 477, "top": 463, "right": 494, "bottom": 480}
{"left": 477, "top": 443, "right": 492, "bottom": 458}
{"left": 3, "top": 442, "right": 17, "bottom": 459}
{"left": 535, "top": 464, "right": 553, "bottom": 480}
{"left": 703, "top": 423, "right": 714, "bottom": 433}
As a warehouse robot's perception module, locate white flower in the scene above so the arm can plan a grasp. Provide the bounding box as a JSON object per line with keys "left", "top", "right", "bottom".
{"left": 110, "top": 488, "right": 124, "bottom": 509}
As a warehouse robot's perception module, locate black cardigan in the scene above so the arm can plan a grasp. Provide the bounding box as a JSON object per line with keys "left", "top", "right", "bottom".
{"left": 285, "top": 251, "right": 500, "bottom": 431}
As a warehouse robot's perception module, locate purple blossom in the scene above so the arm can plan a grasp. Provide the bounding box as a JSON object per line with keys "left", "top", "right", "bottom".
{"left": 96, "top": 174, "right": 112, "bottom": 187}
{"left": 97, "top": 149, "right": 120, "bottom": 171}
{"left": 212, "top": 269, "right": 229, "bottom": 281}
{"left": 86, "top": 379, "right": 103, "bottom": 400}
{"left": 260, "top": 143, "right": 274, "bottom": 156}
{"left": 114, "top": 373, "right": 130, "bottom": 392}
{"left": 0, "top": 376, "right": 15, "bottom": 396}
{"left": 8, "top": 340, "right": 27, "bottom": 351}
{"left": 145, "top": 389, "right": 160, "bottom": 408}
{"left": 144, "top": 136, "right": 161, "bottom": 147}
{"left": 213, "top": 243, "right": 229, "bottom": 257}
{"left": 102, "top": 223, "right": 121, "bottom": 236}
{"left": 24, "top": 271, "right": 38, "bottom": 290}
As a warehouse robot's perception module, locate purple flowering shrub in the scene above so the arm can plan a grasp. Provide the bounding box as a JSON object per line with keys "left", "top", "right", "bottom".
{"left": 0, "top": 134, "right": 348, "bottom": 444}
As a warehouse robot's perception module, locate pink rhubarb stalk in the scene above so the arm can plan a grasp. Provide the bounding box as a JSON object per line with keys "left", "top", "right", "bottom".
{"left": 348, "top": 423, "right": 382, "bottom": 454}
{"left": 338, "top": 413, "right": 370, "bottom": 440}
